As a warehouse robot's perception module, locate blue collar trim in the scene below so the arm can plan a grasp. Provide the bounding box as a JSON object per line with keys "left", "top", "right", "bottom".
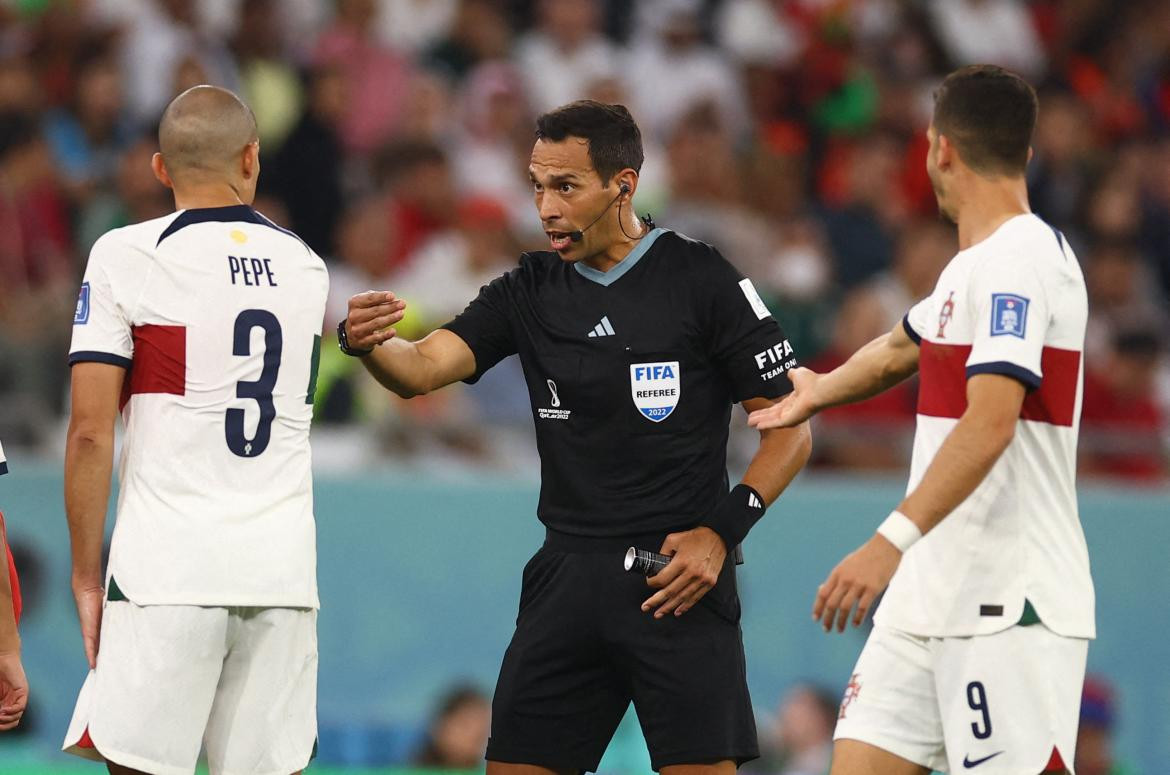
{"left": 157, "top": 205, "right": 306, "bottom": 248}
{"left": 572, "top": 228, "right": 667, "bottom": 286}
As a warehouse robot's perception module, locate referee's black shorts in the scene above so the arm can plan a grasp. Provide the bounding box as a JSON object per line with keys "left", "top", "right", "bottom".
{"left": 486, "top": 528, "right": 759, "bottom": 772}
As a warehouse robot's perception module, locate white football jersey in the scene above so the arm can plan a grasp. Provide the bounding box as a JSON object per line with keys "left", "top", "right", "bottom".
{"left": 876, "top": 214, "right": 1094, "bottom": 639}
{"left": 69, "top": 205, "right": 328, "bottom": 608}
{"left": 0, "top": 437, "right": 6, "bottom": 476}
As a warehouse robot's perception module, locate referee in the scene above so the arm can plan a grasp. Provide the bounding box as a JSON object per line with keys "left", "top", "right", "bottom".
{"left": 343, "top": 101, "right": 812, "bottom": 773}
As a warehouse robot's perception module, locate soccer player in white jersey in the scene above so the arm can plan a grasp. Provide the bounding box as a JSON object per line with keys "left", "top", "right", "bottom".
{"left": 62, "top": 86, "right": 328, "bottom": 775}
{"left": 0, "top": 437, "right": 29, "bottom": 732}
{"left": 749, "top": 65, "right": 1092, "bottom": 774}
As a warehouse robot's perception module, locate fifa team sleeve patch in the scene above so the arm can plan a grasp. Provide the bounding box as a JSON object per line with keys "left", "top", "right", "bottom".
{"left": 74, "top": 282, "right": 91, "bottom": 325}
{"left": 738, "top": 278, "right": 772, "bottom": 320}
{"left": 990, "top": 293, "right": 1028, "bottom": 338}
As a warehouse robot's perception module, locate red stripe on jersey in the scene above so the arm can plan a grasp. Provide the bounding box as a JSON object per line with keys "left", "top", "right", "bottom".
{"left": 0, "top": 513, "right": 19, "bottom": 625}
{"left": 917, "top": 341, "right": 972, "bottom": 419}
{"left": 1020, "top": 347, "right": 1080, "bottom": 427}
{"left": 1043, "top": 746, "right": 1066, "bottom": 771}
{"left": 78, "top": 727, "right": 95, "bottom": 749}
{"left": 120, "top": 325, "right": 187, "bottom": 410}
{"left": 918, "top": 341, "right": 1079, "bottom": 427}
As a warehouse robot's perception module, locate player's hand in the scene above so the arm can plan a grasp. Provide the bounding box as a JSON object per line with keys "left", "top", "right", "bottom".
{"left": 813, "top": 533, "right": 902, "bottom": 633}
{"left": 0, "top": 651, "right": 28, "bottom": 730}
{"left": 346, "top": 291, "right": 407, "bottom": 351}
{"left": 73, "top": 583, "right": 104, "bottom": 669}
{"left": 641, "top": 527, "right": 726, "bottom": 619}
{"left": 747, "top": 367, "right": 821, "bottom": 430}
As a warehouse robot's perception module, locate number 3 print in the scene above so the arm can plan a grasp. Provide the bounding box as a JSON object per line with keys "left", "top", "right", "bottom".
{"left": 226, "top": 309, "right": 282, "bottom": 457}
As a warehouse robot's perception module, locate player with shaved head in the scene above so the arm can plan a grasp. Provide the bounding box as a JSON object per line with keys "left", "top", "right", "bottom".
{"left": 62, "top": 85, "right": 328, "bottom": 774}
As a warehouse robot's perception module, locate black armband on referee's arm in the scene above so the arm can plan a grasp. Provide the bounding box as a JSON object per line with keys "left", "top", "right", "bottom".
{"left": 701, "top": 483, "right": 767, "bottom": 551}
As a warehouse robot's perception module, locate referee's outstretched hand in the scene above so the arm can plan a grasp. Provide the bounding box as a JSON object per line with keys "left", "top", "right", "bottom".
{"left": 641, "top": 528, "right": 726, "bottom": 618}
{"left": 746, "top": 368, "right": 819, "bottom": 430}
{"left": 346, "top": 291, "right": 407, "bottom": 350}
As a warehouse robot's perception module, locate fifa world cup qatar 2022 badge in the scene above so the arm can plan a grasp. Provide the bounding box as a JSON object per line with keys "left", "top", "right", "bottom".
{"left": 630, "top": 361, "right": 680, "bottom": 422}
{"left": 990, "top": 293, "right": 1029, "bottom": 338}
{"left": 538, "top": 379, "right": 571, "bottom": 420}
{"left": 937, "top": 290, "right": 955, "bottom": 338}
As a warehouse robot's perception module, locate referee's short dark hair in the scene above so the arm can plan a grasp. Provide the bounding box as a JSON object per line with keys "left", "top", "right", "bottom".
{"left": 933, "top": 65, "right": 1038, "bottom": 177}
{"left": 535, "top": 100, "right": 644, "bottom": 183}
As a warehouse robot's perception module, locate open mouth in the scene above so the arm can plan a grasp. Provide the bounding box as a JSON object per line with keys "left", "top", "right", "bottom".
{"left": 546, "top": 231, "right": 573, "bottom": 252}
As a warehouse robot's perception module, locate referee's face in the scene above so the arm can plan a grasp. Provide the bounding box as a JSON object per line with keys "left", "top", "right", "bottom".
{"left": 529, "top": 137, "right": 618, "bottom": 261}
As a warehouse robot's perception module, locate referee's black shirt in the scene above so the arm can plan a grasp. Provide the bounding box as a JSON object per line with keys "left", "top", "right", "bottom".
{"left": 442, "top": 229, "right": 798, "bottom": 538}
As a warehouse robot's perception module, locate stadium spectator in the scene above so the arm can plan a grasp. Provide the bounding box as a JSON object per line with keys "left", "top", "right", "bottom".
{"left": 229, "top": 0, "right": 303, "bottom": 151}
{"left": 627, "top": 0, "right": 750, "bottom": 142}
{"left": 1080, "top": 328, "right": 1168, "bottom": 484}
{"left": 451, "top": 61, "right": 537, "bottom": 236}
{"left": 116, "top": 0, "right": 237, "bottom": 130}
{"left": 74, "top": 134, "right": 172, "bottom": 256}
{"left": 264, "top": 64, "right": 348, "bottom": 256}
{"left": 1075, "top": 676, "right": 1137, "bottom": 775}
{"left": 0, "top": 0, "right": 1165, "bottom": 481}
{"left": 43, "top": 46, "right": 130, "bottom": 202}
{"left": 313, "top": 0, "right": 413, "bottom": 155}
{"left": 376, "top": 0, "right": 459, "bottom": 56}
{"left": 928, "top": 0, "right": 1046, "bottom": 78}
{"left": 425, "top": 0, "right": 514, "bottom": 82}
{"left": 376, "top": 138, "right": 457, "bottom": 271}
{"left": 0, "top": 111, "right": 75, "bottom": 438}
{"left": 411, "top": 684, "right": 491, "bottom": 768}
{"left": 746, "top": 683, "right": 836, "bottom": 775}
{"left": 514, "top": 0, "right": 617, "bottom": 114}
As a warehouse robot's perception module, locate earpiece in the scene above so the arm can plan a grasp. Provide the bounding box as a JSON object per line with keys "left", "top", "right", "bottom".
{"left": 619, "top": 183, "right": 631, "bottom": 195}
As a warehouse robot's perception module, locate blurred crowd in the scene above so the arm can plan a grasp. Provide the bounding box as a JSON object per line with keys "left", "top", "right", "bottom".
{"left": 1, "top": 0, "right": 1168, "bottom": 482}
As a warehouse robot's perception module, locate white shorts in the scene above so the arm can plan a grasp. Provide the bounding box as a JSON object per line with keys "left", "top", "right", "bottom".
{"left": 63, "top": 601, "right": 318, "bottom": 775}
{"left": 833, "top": 624, "right": 1087, "bottom": 773}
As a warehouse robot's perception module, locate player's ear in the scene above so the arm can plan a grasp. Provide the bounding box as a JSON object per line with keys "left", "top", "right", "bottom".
{"left": 151, "top": 152, "right": 174, "bottom": 190}
{"left": 241, "top": 141, "right": 259, "bottom": 181}
{"left": 935, "top": 133, "right": 955, "bottom": 171}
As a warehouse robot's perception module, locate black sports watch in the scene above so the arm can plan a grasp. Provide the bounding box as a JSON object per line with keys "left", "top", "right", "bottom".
{"left": 337, "top": 318, "right": 373, "bottom": 356}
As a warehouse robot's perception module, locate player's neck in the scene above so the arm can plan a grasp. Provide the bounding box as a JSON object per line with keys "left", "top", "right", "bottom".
{"left": 954, "top": 177, "right": 1030, "bottom": 251}
{"left": 170, "top": 183, "right": 247, "bottom": 212}
{"left": 583, "top": 213, "right": 649, "bottom": 273}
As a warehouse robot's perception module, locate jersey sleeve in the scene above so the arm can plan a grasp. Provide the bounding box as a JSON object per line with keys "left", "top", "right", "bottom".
{"left": 902, "top": 296, "right": 931, "bottom": 345}
{"left": 68, "top": 234, "right": 137, "bottom": 369}
{"left": 704, "top": 250, "right": 798, "bottom": 402}
{"left": 964, "top": 255, "right": 1049, "bottom": 389}
{"left": 439, "top": 268, "right": 519, "bottom": 384}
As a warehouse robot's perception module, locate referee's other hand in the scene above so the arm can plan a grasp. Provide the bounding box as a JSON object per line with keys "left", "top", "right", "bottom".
{"left": 747, "top": 368, "right": 819, "bottom": 429}
{"left": 641, "top": 527, "right": 726, "bottom": 619}
{"left": 346, "top": 291, "right": 407, "bottom": 350}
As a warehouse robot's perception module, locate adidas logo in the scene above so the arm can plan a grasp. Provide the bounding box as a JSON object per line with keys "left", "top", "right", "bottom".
{"left": 587, "top": 316, "right": 616, "bottom": 338}
{"left": 748, "top": 492, "right": 763, "bottom": 509}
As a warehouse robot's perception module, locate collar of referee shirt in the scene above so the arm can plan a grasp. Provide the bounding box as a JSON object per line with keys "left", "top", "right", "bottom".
{"left": 572, "top": 227, "right": 667, "bottom": 287}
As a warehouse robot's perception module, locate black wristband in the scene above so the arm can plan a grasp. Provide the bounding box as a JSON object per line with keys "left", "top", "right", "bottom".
{"left": 701, "top": 483, "right": 767, "bottom": 551}
{"left": 337, "top": 318, "right": 373, "bottom": 357}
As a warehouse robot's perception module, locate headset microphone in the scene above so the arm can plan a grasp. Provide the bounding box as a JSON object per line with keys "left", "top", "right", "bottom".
{"left": 568, "top": 183, "right": 631, "bottom": 243}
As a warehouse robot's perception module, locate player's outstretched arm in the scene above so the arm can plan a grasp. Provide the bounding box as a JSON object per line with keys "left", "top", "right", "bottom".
{"left": 345, "top": 291, "right": 477, "bottom": 397}
{"left": 65, "top": 362, "right": 124, "bottom": 669}
{"left": 0, "top": 522, "right": 27, "bottom": 731}
{"left": 812, "top": 373, "right": 1025, "bottom": 633}
{"left": 747, "top": 319, "right": 920, "bottom": 430}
